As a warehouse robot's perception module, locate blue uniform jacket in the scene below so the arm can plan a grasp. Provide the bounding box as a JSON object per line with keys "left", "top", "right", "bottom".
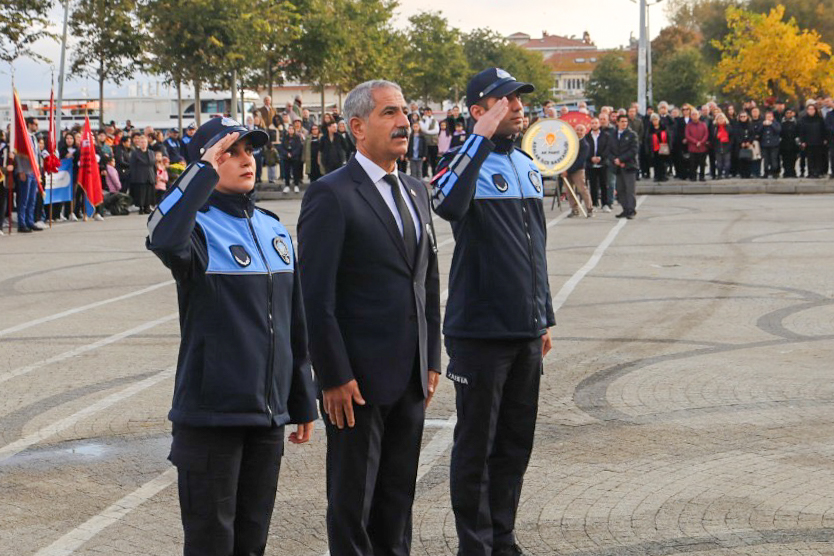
{"left": 431, "top": 135, "right": 556, "bottom": 339}
{"left": 146, "top": 162, "right": 317, "bottom": 427}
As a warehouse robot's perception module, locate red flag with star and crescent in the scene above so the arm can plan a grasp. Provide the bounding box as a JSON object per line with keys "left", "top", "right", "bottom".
{"left": 12, "top": 89, "right": 43, "bottom": 193}
{"left": 78, "top": 116, "right": 104, "bottom": 210}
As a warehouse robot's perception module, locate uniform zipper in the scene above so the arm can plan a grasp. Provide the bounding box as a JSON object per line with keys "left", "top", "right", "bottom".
{"left": 244, "top": 207, "right": 275, "bottom": 420}
{"left": 506, "top": 153, "right": 538, "bottom": 332}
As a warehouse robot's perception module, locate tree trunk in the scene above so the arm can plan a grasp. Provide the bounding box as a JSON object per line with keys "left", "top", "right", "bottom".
{"left": 267, "top": 60, "right": 273, "bottom": 99}
{"left": 231, "top": 69, "right": 239, "bottom": 120}
{"left": 195, "top": 80, "right": 202, "bottom": 126}
{"left": 177, "top": 79, "right": 183, "bottom": 134}
{"left": 320, "top": 84, "right": 326, "bottom": 123}
{"left": 99, "top": 59, "right": 105, "bottom": 129}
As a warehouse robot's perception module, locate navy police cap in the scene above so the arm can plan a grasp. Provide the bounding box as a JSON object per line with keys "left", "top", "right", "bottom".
{"left": 465, "top": 68, "right": 535, "bottom": 108}
{"left": 186, "top": 116, "right": 269, "bottom": 162}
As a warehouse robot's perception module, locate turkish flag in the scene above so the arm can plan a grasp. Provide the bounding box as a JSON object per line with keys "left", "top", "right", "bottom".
{"left": 78, "top": 116, "right": 103, "bottom": 209}
{"left": 44, "top": 89, "right": 60, "bottom": 174}
{"left": 12, "top": 89, "right": 43, "bottom": 193}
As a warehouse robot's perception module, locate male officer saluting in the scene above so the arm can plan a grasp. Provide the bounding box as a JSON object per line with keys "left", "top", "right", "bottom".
{"left": 146, "top": 117, "right": 317, "bottom": 556}
{"left": 431, "top": 68, "right": 555, "bottom": 556}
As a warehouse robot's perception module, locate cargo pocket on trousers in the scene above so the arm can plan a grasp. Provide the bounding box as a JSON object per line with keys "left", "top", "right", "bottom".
{"left": 168, "top": 444, "right": 210, "bottom": 516}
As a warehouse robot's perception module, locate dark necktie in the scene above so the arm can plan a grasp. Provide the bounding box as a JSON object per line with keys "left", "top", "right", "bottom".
{"left": 382, "top": 173, "right": 417, "bottom": 265}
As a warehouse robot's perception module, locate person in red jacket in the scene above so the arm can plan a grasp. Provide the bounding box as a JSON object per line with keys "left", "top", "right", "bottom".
{"left": 685, "top": 110, "right": 709, "bottom": 182}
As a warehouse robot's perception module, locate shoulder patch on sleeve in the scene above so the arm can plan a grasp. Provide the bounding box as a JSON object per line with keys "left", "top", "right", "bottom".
{"left": 430, "top": 146, "right": 462, "bottom": 184}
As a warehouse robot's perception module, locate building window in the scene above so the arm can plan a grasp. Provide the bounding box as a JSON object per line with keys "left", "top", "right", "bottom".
{"left": 575, "top": 58, "right": 585, "bottom": 63}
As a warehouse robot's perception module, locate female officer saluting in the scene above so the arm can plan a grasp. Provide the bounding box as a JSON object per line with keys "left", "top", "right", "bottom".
{"left": 146, "top": 117, "right": 317, "bottom": 556}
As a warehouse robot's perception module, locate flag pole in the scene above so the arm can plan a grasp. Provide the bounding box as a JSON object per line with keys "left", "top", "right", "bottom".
{"left": 9, "top": 66, "right": 14, "bottom": 235}
{"left": 49, "top": 72, "right": 54, "bottom": 228}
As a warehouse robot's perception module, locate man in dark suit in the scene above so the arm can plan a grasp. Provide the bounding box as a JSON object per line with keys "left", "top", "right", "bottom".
{"left": 585, "top": 117, "right": 611, "bottom": 210}
{"left": 297, "top": 79, "right": 441, "bottom": 556}
{"left": 611, "top": 113, "right": 639, "bottom": 219}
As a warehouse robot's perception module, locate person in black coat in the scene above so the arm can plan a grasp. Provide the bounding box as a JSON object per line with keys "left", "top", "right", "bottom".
{"left": 320, "top": 121, "right": 347, "bottom": 174}
{"left": 610, "top": 114, "right": 639, "bottom": 219}
{"left": 278, "top": 125, "right": 304, "bottom": 190}
{"left": 585, "top": 117, "right": 611, "bottom": 208}
{"left": 734, "top": 113, "right": 756, "bottom": 179}
{"left": 780, "top": 109, "right": 799, "bottom": 177}
{"left": 298, "top": 81, "right": 440, "bottom": 556}
{"left": 129, "top": 133, "right": 156, "bottom": 213}
{"left": 798, "top": 104, "right": 827, "bottom": 178}
{"left": 757, "top": 111, "right": 782, "bottom": 178}
{"left": 113, "top": 135, "right": 132, "bottom": 187}
{"left": 824, "top": 105, "right": 834, "bottom": 177}
{"left": 406, "top": 121, "right": 428, "bottom": 180}
{"left": 673, "top": 106, "right": 692, "bottom": 179}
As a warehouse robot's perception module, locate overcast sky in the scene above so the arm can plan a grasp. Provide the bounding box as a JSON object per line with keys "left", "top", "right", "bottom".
{"left": 1, "top": 0, "right": 670, "bottom": 98}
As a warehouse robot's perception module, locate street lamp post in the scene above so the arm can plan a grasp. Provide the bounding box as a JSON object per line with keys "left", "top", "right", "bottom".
{"left": 631, "top": 0, "right": 663, "bottom": 112}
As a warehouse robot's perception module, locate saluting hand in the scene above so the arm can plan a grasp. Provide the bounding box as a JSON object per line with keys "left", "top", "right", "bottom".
{"left": 473, "top": 98, "right": 510, "bottom": 139}
{"left": 201, "top": 131, "right": 240, "bottom": 170}
{"left": 323, "top": 379, "right": 366, "bottom": 429}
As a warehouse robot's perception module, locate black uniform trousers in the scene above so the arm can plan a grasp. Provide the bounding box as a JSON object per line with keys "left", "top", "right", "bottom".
{"left": 324, "top": 362, "right": 425, "bottom": 556}
{"left": 447, "top": 336, "right": 542, "bottom": 556}
{"left": 169, "top": 424, "right": 284, "bottom": 556}
{"left": 587, "top": 166, "right": 608, "bottom": 207}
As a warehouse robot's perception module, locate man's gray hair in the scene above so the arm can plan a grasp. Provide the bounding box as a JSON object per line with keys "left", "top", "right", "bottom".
{"left": 343, "top": 80, "right": 402, "bottom": 141}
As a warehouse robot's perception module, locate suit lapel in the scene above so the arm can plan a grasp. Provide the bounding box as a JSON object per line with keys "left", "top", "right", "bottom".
{"left": 350, "top": 160, "right": 411, "bottom": 266}
{"left": 401, "top": 176, "right": 427, "bottom": 256}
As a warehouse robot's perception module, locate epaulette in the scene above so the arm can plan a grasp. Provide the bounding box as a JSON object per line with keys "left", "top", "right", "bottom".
{"left": 515, "top": 148, "right": 534, "bottom": 161}
{"left": 256, "top": 206, "right": 281, "bottom": 222}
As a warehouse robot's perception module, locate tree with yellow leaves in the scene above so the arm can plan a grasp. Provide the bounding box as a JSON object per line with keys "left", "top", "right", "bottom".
{"left": 712, "top": 5, "right": 834, "bottom": 100}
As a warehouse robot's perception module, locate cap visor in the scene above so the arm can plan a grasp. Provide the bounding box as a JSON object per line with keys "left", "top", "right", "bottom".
{"left": 238, "top": 129, "right": 269, "bottom": 149}
{"left": 490, "top": 81, "right": 535, "bottom": 99}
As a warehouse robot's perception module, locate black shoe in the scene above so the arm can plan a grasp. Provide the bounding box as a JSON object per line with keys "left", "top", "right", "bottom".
{"left": 494, "top": 544, "right": 526, "bottom": 556}
{"left": 17, "top": 227, "right": 32, "bottom": 233}
{"left": 699, "top": 177, "right": 706, "bottom": 182}
{"left": 626, "top": 214, "right": 635, "bottom": 220}
{"left": 615, "top": 212, "right": 627, "bottom": 218}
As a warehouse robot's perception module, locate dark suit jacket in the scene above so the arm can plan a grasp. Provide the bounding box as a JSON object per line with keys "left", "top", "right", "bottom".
{"left": 610, "top": 128, "right": 640, "bottom": 173}
{"left": 298, "top": 157, "right": 441, "bottom": 405}
{"left": 584, "top": 130, "right": 610, "bottom": 167}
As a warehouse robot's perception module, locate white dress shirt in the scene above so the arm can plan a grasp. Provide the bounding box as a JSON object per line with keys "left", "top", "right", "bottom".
{"left": 355, "top": 150, "right": 421, "bottom": 241}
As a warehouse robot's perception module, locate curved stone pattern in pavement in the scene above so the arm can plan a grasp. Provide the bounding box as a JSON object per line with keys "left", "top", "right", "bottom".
{"left": 0, "top": 195, "right": 832, "bottom": 555}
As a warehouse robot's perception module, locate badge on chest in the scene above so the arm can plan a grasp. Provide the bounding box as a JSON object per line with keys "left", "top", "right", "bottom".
{"left": 492, "top": 174, "right": 509, "bottom": 192}
{"left": 273, "top": 236, "right": 291, "bottom": 264}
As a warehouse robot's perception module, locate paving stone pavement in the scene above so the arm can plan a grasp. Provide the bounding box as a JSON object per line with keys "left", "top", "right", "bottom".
{"left": 0, "top": 194, "right": 832, "bottom": 555}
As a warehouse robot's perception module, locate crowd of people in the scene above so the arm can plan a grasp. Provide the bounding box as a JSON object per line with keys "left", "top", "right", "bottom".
{"left": 5, "top": 92, "right": 834, "bottom": 234}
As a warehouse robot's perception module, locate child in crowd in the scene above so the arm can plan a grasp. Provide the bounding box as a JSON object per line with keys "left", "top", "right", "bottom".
{"left": 154, "top": 152, "right": 169, "bottom": 207}
{"left": 103, "top": 156, "right": 132, "bottom": 215}
{"left": 450, "top": 121, "right": 467, "bottom": 149}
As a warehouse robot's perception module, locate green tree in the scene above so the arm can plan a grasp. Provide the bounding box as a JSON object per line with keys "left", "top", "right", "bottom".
{"left": 400, "top": 11, "right": 469, "bottom": 103}
{"left": 586, "top": 51, "right": 636, "bottom": 109}
{"left": 462, "top": 28, "right": 553, "bottom": 105}
{"left": 712, "top": 5, "right": 834, "bottom": 100}
{"left": 748, "top": 0, "right": 834, "bottom": 51}
{"left": 288, "top": 0, "right": 398, "bottom": 114}
{"left": 140, "top": 0, "right": 233, "bottom": 125}
{"left": 70, "top": 0, "right": 144, "bottom": 127}
{"left": 665, "top": 0, "right": 740, "bottom": 63}
{"left": 0, "top": 0, "right": 54, "bottom": 66}
{"left": 653, "top": 46, "right": 709, "bottom": 106}
{"left": 651, "top": 24, "right": 702, "bottom": 65}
